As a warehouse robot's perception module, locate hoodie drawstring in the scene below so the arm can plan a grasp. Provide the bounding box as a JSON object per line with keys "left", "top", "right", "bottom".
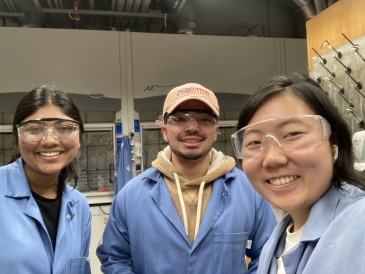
{"left": 195, "top": 180, "right": 206, "bottom": 240}
{"left": 173, "top": 172, "right": 206, "bottom": 241}
{"left": 174, "top": 173, "right": 188, "bottom": 236}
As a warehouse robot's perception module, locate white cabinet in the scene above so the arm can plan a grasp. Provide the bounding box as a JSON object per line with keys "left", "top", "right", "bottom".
{"left": 89, "top": 204, "right": 111, "bottom": 274}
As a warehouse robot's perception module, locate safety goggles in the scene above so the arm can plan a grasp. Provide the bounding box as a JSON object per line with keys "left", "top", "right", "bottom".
{"left": 16, "top": 118, "right": 79, "bottom": 142}
{"left": 165, "top": 110, "right": 217, "bottom": 132}
{"left": 231, "top": 115, "right": 331, "bottom": 160}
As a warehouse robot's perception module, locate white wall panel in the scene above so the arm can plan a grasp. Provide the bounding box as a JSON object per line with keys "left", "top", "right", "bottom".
{"left": 131, "top": 33, "right": 279, "bottom": 98}
{"left": 0, "top": 27, "right": 122, "bottom": 98}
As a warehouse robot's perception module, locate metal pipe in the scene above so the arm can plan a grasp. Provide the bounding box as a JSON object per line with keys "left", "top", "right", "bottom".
{"left": 353, "top": 86, "right": 365, "bottom": 99}
{"left": 324, "top": 77, "right": 344, "bottom": 93}
{"left": 0, "top": 12, "right": 24, "bottom": 17}
{"left": 116, "top": 0, "right": 126, "bottom": 11}
{"left": 334, "top": 56, "right": 351, "bottom": 74}
{"left": 6, "top": 0, "right": 17, "bottom": 12}
{"left": 319, "top": 62, "right": 335, "bottom": 78}
{"left": 313, "top": 0, "right": 325, "bottom": 13}
{"left": 345, "top": 71, "right": 362, "bottom": 90}
{"left": 41, "top": 7, "right": 167, "bottom": 18}
{"left": 47, "top": 0, "right": 53, "bottom": 8}
{"left": 111, "top": 0, "right": 116, "bottom": 11}
{"left": 312, "top": 48, "right": 327, "bottom": 64}
{"left": 3, "top": 0, "right": 13, "bottom": 12}
{"left": 32, "top": 0, "right": 43, "bottom": 13}
{"left": 342, "top": 33, "right": 365, "bottom": 63}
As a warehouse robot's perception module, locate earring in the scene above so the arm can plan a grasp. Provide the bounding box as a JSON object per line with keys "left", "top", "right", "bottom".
{"left": 333, "top": 144, "right": 338, "bottom": 160}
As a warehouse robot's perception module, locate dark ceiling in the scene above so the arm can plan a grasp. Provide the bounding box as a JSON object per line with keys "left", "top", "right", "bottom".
{"left": 0, "top": 0, "right": 337, "bottom": 38}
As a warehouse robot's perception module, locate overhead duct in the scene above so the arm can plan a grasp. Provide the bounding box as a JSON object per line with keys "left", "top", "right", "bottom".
{"left": 160, "top": 0, "right": 196, "bottom": 34}
{"left": 275, "top": 0, "right": 318, "bottom": 38}
{"left": 275, "top": 0, "right": 317, "bottom": 22}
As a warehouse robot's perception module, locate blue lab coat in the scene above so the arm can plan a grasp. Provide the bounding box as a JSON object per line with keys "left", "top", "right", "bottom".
{"left": 97, "top": 167, "right": 277, "bottom": 274}
{"left": 257, "top": 183, "right": 365, "bottom": 274}
{"left": 304, "top": 196, "right": 365, "bottom": 273}
{"left": 0, "top": 158, "right": 92, "bottom": 274}
{"left": 114, "top": 136, "right": 132, "bottom": 194}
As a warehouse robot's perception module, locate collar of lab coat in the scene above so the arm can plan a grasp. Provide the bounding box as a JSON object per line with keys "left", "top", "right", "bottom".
{"left": 4, "top": 157, "right": 80, "bottom": 205}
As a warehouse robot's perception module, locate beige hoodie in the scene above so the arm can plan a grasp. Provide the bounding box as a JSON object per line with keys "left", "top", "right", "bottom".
{"left": 152, "top": 146, "right": 236, "bottom": 245}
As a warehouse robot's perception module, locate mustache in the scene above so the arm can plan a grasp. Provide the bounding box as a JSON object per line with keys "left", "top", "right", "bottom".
{"left": 179, "top": 133, "right": 205, "bottom": 139}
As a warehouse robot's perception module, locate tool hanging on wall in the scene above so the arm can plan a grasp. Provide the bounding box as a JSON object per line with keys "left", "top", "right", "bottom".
{"left": 345, "top": 71, "right": 362, "bottom": 89}
{"left": 320, "top": 62, "right": 336, "bottom": 78}
{"left": 342, "top": 33, "right": 365, "bottom": 63}
{"left": 334, "top": 56, "right": 351, "bottom": 73}
{"left": 322, "top": 40, "right": 342, "bottom": 58}
{"left": 347, "top": 107, "right": 365, "bottom": 129}
{"left": 307, "top": 67, "right": 322, "bottom": 83}
{"left": 312, "top": 48, "right": 327, "bottom": 64}
{"left": 324, "top": 77, "right": 353, "bottom": 107}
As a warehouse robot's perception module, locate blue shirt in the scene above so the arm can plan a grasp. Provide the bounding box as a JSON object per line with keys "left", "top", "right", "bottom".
{"left": 257, "top": 183, "right": 365, "bottom": 274}
{"left": 0, "top": 158, "right": 92, "bottom": 274}
{"left": 97, "top": 167, "right": 277, "bottom": 274}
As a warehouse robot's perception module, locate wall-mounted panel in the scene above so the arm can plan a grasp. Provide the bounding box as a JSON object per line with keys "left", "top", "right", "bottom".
{"left": 284, "top": 38, "right": 308, "bottom": 74}
{"left": 0, "top": 27, "right": 122, "bottom": 98}
{"left": 306, "top": 0, "right": 365, "bottom": 68}
{"left": 131, "top": 33, "right": 278, "bottom": 99}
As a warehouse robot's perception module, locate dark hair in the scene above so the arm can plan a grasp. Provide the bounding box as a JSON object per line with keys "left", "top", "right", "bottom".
{"left": 236, "top": 73, "right": 364, "bottom": 189}
{"left": 10, "top": 85, "right": 84, "bottom": 189}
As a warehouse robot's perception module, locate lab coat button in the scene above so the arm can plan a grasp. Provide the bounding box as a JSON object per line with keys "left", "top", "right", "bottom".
{"left": 222, "top": 192, "right": 227, "bottom": 196}
{"left": 66, "top": 214, "right": 71, "bottom": 219}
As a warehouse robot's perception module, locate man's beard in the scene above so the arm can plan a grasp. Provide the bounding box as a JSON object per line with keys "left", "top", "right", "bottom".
{"left": 170, "top": 145, "right": 211, "bottom": 160}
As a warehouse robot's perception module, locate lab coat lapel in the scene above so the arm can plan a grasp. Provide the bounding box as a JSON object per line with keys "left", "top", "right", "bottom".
{"left": 56, "top": 189, "right": 76, "bottom": 245}
{"left": 150, "top": 179, "right": 191, "bottom": 246}
{"left": 259, "top": 214, "right": 292, "bottom": 274}
{"left": 190, "top": 178, "right": 228, "bottom": 251}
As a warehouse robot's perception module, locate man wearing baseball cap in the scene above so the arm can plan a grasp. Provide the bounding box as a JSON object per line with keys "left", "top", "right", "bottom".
{"left": 97, "top": 83, "right": 276, "bottom": 274}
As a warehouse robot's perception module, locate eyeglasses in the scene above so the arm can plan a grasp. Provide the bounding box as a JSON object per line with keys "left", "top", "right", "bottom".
{"left": 16, "top": 118, "right": 80, "bottom": 142}
{"left": 165, "top": 110, "right": 217, "bottom": 131}
{"left": 231, "top": 115, "right": 331, "bottom": 160}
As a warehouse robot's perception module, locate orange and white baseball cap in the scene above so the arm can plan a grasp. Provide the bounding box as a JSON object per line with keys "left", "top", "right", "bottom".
{"left": 163, "top": 83, "right": 219, "bottom": 118}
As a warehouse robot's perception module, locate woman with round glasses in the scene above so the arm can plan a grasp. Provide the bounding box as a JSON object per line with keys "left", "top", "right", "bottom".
{"left": 232, "top": 73, "right": 365, "bottom": 274}
{"left": 0, "top": 85, "right": 91, "bottom": 274}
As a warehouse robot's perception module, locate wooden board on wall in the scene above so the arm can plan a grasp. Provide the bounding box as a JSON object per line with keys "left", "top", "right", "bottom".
{"left": 306, "top": 0, "right": 365, "bottom": 68}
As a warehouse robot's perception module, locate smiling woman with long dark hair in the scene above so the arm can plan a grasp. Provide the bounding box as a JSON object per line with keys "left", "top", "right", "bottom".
{"left": 0, "top": 85, "right": 91, "bottom": 274}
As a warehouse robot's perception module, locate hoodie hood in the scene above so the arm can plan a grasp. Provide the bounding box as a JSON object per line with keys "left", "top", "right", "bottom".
{"left": 152, "top": 146, "right": 236, "bottom": 186}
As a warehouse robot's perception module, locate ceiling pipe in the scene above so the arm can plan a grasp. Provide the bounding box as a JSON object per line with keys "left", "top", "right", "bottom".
{"left": 327, "top": 0, "right": 337, "bottom": 6}
{"left": 0, "top": 12, "right": 24, "bottom": 17}
{"left": 4, "top": 0, "right": 16, "bottom": 12}
{"left": 123, "top": 0, "right": 134, "bottom": 29}
{"left": 32, "top": 0, "right": 42, "bottom": 13}
{"left": 275, "top": 0, "right": 317, "bottom": 37}
{"left": 135, "top": 0, "right": 153, "bottom": 31}
{"left": 313, "top": 0, "right": 326, "bottom": 13}
{"left": 127, "top": 0, "right": 143, "bottom": 29}
{"left": 160, "top": 0, "right": 196, "bottom": 34}
{"left": 41, "top": 7, "right": 167, "bottom": 18}
{"left": 114, "top": 0, "right": 126, "bottom": 30}
{"left": 275, "top": 0, "right": 317, "bottom": 21}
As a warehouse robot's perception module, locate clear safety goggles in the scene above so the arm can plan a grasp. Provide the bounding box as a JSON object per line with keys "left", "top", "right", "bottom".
{"left": 231, "top": 115, "right": 331, "bottom": 160}
{"left": 16, "top": 118, "right": 79, "bottom": 142}
{"left": 165, "top": 110, "right": 217, "bottom": 131}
